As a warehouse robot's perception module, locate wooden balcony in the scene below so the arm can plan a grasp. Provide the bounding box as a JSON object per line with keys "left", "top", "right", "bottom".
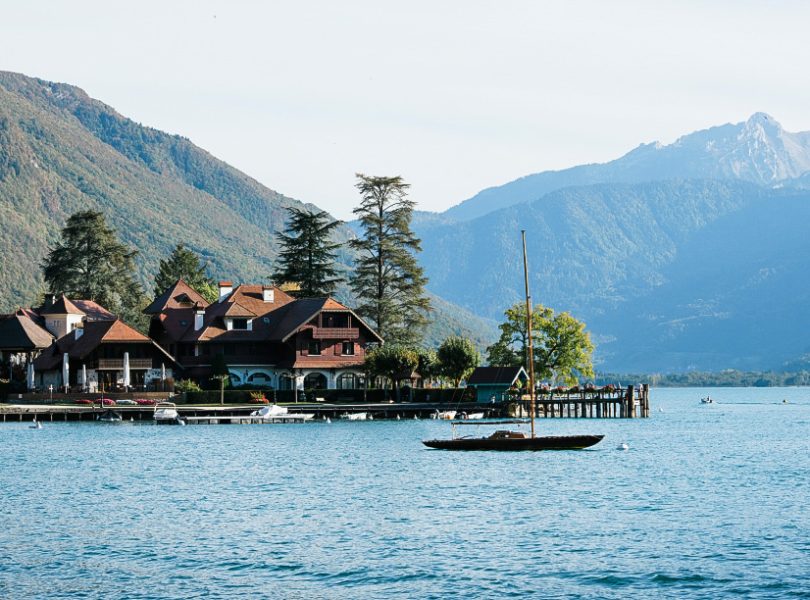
{"left": 96, "top": 358, "right": 153, "bottom": 370}
{"left": 311, "top": 327, "right": 359, "bottom": 340}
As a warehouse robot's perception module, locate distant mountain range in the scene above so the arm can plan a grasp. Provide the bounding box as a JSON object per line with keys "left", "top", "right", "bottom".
{"left": 0, "top": 71, "right": 496, "bottom": 350}
{"left": 411, "top": 114, "right": 810, "bottom": 372}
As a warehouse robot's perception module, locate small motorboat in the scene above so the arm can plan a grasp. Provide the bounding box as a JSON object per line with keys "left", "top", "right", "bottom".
{"left": 463, "top": 412, "right": 485, "bottom": 420}
{"left": 97, "top": 410, "right": 123, "bottom": 423}
{"left": 153, "top": 402, "right": 185, "bottom": 425}
{"left": 700, "top": 396, "right": 714, "bottom": 404}
{"left": 341, "top": 412, "right": 368, "bottom": 421}
{"left": 29, "top": 419, "right": 42, "bottom": 430}
{"left": 248, "top": 404, "right": 314, "bottom": 422}
{"left": 431, "top": 410, "right": 457, "bottom": 420}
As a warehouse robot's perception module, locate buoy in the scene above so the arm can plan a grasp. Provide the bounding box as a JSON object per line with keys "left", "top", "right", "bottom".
{"left": 326, "top": 417, "right": 331, "bottom": 424}
{"left": 413, "top": 415, "right": 419, "bottom": 420}
{"left": 368, "top": 414, "right": 374, "bottom": 421}
{"left": 658, "top": 407, "right": 664, "bottom": 413}
{"left": 617, "top": 443, "right": 629, "bottom": 451}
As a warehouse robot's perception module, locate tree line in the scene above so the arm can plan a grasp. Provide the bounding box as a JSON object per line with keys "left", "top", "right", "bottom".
{"left": 39, "top": 173, "right": 596, "bottom": 386}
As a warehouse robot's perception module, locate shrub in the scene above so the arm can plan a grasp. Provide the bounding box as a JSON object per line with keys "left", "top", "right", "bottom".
{"left": 175, "top": 379, "right": 202, "bottom": 393}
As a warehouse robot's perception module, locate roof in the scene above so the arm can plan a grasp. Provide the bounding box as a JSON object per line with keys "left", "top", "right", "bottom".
{"left": 144, "top": 279, "right": 210, "bottom": 314}
{"left": 467, "top": 366, "right": 528, "bottom": 386}
{"left": 0, "top": 311, "right": 54, "bottom": 350}
{"left": 71, "top": 300, "right": 115, "bottom": 321}
{"left": 40, "top": 295, "right": 84, "bottom": 315}
{"left": 222, "top": 302, "right": 257, "bottom": 318}
{"left": 33, "top": 319, "right": 176, "bottom": 370}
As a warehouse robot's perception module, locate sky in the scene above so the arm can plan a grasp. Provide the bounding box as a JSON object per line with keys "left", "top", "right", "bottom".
{"left": 2, "top": 0, "right": 810, "bottom": 219}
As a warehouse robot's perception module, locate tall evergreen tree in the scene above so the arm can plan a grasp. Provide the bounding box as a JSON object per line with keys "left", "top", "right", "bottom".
{"left": 272, "top": 207, "right": 343, "bottom": 297}
{"left": 154, "top": 244, "right": 218, "bottom": 302}
{"left": 42, "top": 210, "right": 146, "bottom": 327}
{"left": 349, "top": 174, "right": 431, "bottom": 345}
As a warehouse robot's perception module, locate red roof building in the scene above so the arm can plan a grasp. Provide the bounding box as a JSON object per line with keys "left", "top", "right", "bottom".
{"left": 147, "top": 280, "right": 383, "bottom": 390}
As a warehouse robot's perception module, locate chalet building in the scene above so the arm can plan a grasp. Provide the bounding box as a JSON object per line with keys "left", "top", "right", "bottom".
{"left": 146, "top": 280, "right": 382, "bottom": 390}
{"left": 2, "top": 294, "right": 178, "bottom": 392}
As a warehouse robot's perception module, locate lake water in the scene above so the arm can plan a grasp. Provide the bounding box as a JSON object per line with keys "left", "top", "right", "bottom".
{"left": 1, "top": 387, "right": 809, "bottom": 599}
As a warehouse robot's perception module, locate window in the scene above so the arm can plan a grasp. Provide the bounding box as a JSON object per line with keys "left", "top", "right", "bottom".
{"left": 232, "top": 318, "right": 248, "bottom": 330}
{"left": 308, "top": 341, "right": 321, "bottom": 356}
{"left": 342, "top": 341, "right": 354, "bottom": 356}
{"left": 337, "top": 373, "right": 359, "bottom": 389}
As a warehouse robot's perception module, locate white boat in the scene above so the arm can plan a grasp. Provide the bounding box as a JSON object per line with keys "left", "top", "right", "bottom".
{"left": 341, "top": 412, "right": 368, "bottom": 421}
{"left": 248, "top": 404, "right": 314, "bottom": 423}
{"left": 700, "top": 397, "right": 714, "bottom": 404}
{"left": 432, "top": 410, "right": 457, "bottom": 420}
{"left": 464, "top": 412, "right": 485, "bottom": 420}
{"left": 154, "top": 402, "right": 185, "bottom": 424}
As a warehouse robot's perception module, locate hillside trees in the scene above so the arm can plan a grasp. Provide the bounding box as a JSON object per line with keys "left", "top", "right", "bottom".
{"left": 272, "top": 207, "right": 343, "bottom": 297}
{"left": 154, "top": 244, "right": 218, "bottom": 302}
{"left": 349, "top": 174, "right": 431, "bottom": 345}
{"left": 486, "top": 303, "right": 595, "bottom": 385}
{"left": 42, "top": 210, "right": 147, "bottom": 328}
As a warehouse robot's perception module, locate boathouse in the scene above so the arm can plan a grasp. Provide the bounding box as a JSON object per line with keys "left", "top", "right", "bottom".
{"left": 467, "top": 366, "right": 529, "bottom": 403}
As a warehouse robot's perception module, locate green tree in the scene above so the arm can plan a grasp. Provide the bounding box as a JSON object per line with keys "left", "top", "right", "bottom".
{"left": 272, "top": 207, "right": 343, "bottom": 297}
{"left": 210, "top": 353, "right": 230, "bottom": 405}
{"left": 416, "top": 347, "right": 439, "bottom": 385}
{"left": 349, "top": 174, "right": 431, "bottom": 345}
{"left": 437, "top": 336, "right": 480, "bottom": 387}
{"left": 154, "top": 243, "right": 218, "bottom": 302}
{"left": 364, "top": 344, "right": 420, "bottom": 393}
{"left": 486, "top": 303, "right": 595, "bottom": 386}
{"left": 42, "top": 210, "right": 146, "bottom": 328}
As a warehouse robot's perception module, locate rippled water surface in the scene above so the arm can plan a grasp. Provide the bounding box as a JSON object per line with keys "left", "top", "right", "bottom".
{"left": 2, "top": 388, "right": 810, "bottom": 599}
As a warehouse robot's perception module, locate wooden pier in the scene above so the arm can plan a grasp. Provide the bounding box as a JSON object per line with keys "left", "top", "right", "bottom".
{"left": 535, "top": 384, "right": 650, "bottom": 418}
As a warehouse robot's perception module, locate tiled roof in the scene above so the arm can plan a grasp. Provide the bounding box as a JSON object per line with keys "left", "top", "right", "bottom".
{"left": 144, "top": 279, "right": 210, "bottom": 314}
{"left": 0, "top": 311, "right": 54, "bottom": 350}
{"left": 222, "top": 302, "right": 257, "bottom": 318}
{"left": 71, "top": 300, "right": 115, "bottom": 321}
{"left": 33, "top": 319, "right": 176, "bottom": 370}
{"left": 467, "top": 366, "right": 528, "bottom": 385}
{"left": 40, "top": 295, "right": 84, "bottom": 315}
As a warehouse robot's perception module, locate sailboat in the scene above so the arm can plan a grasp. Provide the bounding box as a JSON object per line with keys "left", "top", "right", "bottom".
{"left": 422, "top": 231, "right": 604, "bottom": 451}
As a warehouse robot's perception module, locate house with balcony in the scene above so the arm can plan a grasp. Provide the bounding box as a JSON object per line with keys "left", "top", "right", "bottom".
{"left": 33, "top": 317, "right": 178, "bottom": 392}
{"left": 145, "top": 280, "right": 382, "bottom": 390}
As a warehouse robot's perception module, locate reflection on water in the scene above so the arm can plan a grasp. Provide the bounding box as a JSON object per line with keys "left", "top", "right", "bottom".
{"left": 1, "top": 387, "right": 809, "bottom": 599}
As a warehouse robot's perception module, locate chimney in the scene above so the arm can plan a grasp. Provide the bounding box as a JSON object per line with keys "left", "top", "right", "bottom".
{"left": 262, "top": 286, "right": 274, "bottom": 303}
{"left": 218, "top": 281, "right": 233, "bottom": 302}
{"left": 194, "top": 306, "right": 205, "bottom": 331}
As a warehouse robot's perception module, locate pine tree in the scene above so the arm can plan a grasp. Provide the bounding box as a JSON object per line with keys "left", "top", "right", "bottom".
{"left": 349, "top": 174, "right": 431, "bottom": 344}
{"left": 154, "top": 244, "right": 218, "bottom": 302}
{"left": 42, "top": 210, "right": 146, "bottom": 328}
{"left": 272, "top": 207, "right": 343, "bottom": 297}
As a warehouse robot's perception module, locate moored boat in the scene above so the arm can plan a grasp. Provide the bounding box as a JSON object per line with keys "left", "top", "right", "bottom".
{"left": 153, "top": 402, "right": 185, "bottom": 425}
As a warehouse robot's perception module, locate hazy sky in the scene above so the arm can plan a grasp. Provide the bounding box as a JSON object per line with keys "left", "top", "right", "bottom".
{"left": 2, "top": 0, "right": 810, "bottom": 219}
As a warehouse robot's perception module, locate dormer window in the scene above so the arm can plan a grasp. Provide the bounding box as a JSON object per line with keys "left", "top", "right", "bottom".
{"left": 232, "top": 318, "right": 248, "bottom": 330}
{"left": 308, "top": 341, "right": 321, "bottom": 355}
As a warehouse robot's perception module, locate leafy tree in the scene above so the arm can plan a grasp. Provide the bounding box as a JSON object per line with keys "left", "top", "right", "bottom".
{"left": 437, "top": 336, "right": 480, "bottom": 387}
{"left": 349, "top": 174, "right": 431, "bottom": 345}
{"left": 364, "top": 344, "right": 420, "bottom": 392}
{"left": 42, "top": 210, "right": 146, "bottom": 328}
{"left": 272, "top": 207, "right": 343, "bottom": 297}
{"left": 486, "top": 303, "right": 594, "bottom": 386}
{"left": 416, "top": 347, "right": 439, "bottom": 385}
{"left": 154, "top": 243, "right": 218, "bottom": 302}
{"left": 210, "top": 353, "right": 230, "bottom": 405}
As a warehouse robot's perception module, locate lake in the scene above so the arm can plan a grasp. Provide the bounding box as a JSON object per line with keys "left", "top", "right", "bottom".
{"left": 1, "top": 387, "right": 809, "bottom": 599}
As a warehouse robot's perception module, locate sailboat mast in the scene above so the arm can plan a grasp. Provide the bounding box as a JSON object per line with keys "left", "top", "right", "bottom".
{"left": 521, "top": 230, "right": 536, "bottom": 439}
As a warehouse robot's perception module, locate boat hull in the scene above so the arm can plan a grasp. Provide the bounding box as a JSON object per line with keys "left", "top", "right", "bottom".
{"left": 422, "top": 434, "right": 604, "bottom": 451}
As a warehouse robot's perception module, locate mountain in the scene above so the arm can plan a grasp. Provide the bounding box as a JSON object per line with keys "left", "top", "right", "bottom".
{"left": 0, "top": 71, "right": 493, "bottom": 348}
{"left": 419, "top": 179, "right": 810, "bottom": 372}
{"left": 441, "top": 113, "right": 810, "bottom": 223}
{"left": 411, "top": 113, "right": 810, "bottom": 372}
